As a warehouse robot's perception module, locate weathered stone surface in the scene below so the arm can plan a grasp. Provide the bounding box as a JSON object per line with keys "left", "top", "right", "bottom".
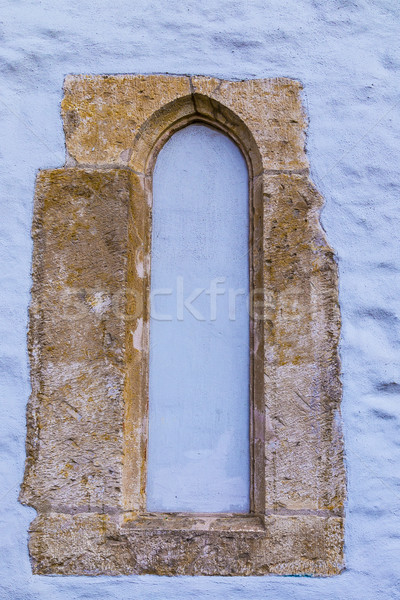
{"left": 29, "top": 512, "right": 344, "bottom": 576}
{"left": 61, "top": 74, "right": 308, "bottom": 173}
{"left": 62, "top": 74, "right": 192, "bottom": 167}
{"left": 262, "top": 174, "right": 345, "bottom": 512}
{"left": 191, "top": 76, "right": 309, "bottom": 172}
{"left": 20, "top": 168, "right": 132, "bottom": 512}
{"left": 21, "top": 74, "right": 345, "bottom": 575}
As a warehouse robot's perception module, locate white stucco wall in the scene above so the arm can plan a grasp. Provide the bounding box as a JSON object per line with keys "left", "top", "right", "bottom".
{"left": 0, "top": 1, "right": 399, "bottom": 598}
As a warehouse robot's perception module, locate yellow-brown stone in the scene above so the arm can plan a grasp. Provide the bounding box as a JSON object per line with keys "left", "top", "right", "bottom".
{"left": 21, "top": 74, "right": 345, "bottom": 576}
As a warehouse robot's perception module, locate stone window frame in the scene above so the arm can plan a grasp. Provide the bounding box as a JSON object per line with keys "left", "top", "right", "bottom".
{"left": 20, "top": 74, "right": 345, "bottom": 576}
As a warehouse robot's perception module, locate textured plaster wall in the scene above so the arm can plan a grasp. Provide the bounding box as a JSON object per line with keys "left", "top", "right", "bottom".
{"left": 0, "top": 0, "right": 399, "bottom": 598}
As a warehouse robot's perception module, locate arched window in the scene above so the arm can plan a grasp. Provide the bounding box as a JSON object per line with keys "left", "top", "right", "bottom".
{"left": 21, "top": 74, "right": 345, "bottom": 576}
{"left": 147, "top": 124, "right": 250, "bottom": 513}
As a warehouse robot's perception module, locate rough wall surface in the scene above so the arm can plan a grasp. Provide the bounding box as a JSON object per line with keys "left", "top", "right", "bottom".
{"left": 0, "top": 0, "right": 399, "bottom": 597}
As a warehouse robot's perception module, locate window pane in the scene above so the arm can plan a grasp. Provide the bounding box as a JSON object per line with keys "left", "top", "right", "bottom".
{"left": 147, "top": 124, "right": 249, "bottom": 513}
